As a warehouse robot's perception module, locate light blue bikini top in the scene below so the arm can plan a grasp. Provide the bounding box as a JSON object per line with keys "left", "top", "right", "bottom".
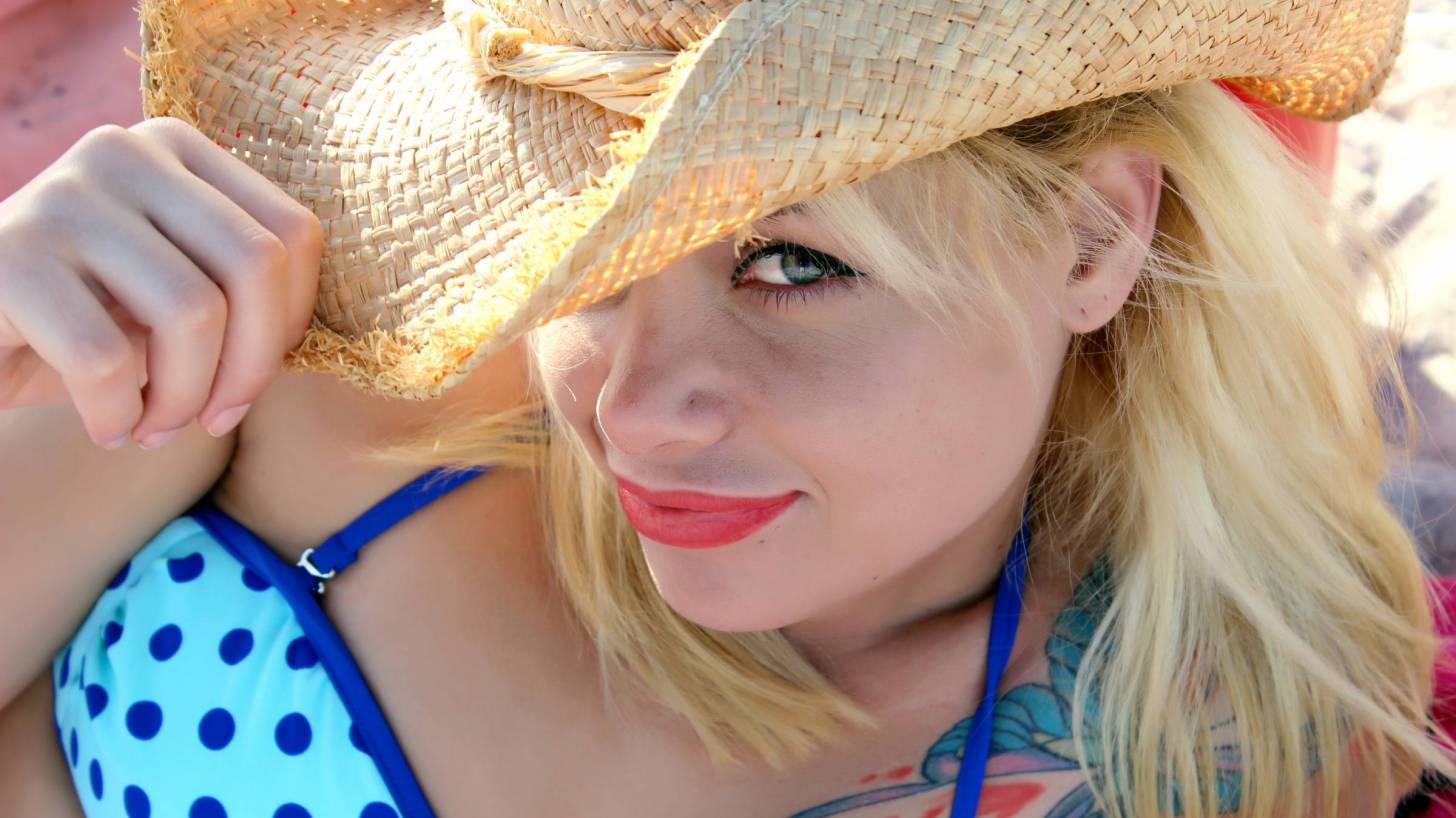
{"left": 51, "top": 465, "right": 489, "bottom": 818}
{"left": 51, "top": 466, "right": 1029, "bottom": 818}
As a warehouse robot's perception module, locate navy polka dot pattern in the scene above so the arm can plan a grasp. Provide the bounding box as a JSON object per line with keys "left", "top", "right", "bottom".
{"left": 124, "top": 784, "right": 151, "bottom": 818}
{"left": 190, "top": 796, "right": 227, "bottom": 818}
{"left": 285, "top": 637, "right": 318, "bottom": 670}
{"left": 167, "top": 552, "right": 205, "bottom": 582}
{"left": 198, "top": 708, "right": 236, "bottom": 751}
{"left": 51, "top": 516, "right": 402, "bottom": 816}
{"left": 84, "top": 684, "right": 108, "bottom": 718}
{"left": 148, "top": 624, "right": 183, "bottom": 661}
{"left": 348, "top": 723, "right": 369, "bottom": 755}
{"left": 218, "top": 628, "right": 254, "bottom": 665}
{"left": 242, "top": 568, "right": 270, "bottom": 591}
{"left": 275, "top": 713, "right": 312, "bottom": 756}
{"left": 125, "top": 701, "right": 163, "bottom": 740}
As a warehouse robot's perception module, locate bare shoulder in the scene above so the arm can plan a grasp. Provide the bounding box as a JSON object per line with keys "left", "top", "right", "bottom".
{"left": 210, "top": 342, "right": 532, "bottom": 561}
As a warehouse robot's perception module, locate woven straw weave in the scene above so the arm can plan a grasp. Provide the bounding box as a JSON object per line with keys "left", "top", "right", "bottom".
{"left": 138, "top": 0, "right": 1408, "bottom": 398}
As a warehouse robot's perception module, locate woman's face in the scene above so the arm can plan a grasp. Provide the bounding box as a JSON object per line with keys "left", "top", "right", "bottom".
{"left": 531, "top": 198, "right": 1081, "bottom": 655}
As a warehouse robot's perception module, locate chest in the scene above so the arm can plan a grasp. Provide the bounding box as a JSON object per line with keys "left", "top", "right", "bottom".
{"left": 294, "top": 495, "right": 1093, "bottom": 818}
{"left": 212, "top": 374, "right": 1097, "bottom": 817}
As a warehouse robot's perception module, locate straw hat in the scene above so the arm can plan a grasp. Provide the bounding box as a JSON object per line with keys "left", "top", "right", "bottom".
{"left": 137, "top": 0, "right": 1408, "bottom": 399}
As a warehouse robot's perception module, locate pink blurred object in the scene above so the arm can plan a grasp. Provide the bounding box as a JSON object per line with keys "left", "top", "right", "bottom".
{"left": 1416, "top": 576, "right": 1456, "bottom": 816}
{"left": 1215, "top": 79, "right": 1339, "bottom": 198}
{"left": 0, "top": 0, "right": 142, "bottom": 199}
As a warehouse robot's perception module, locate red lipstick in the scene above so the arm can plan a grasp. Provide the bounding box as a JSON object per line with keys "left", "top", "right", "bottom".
{"left": 615, "top": 478, "right": 800, "bottom": 549}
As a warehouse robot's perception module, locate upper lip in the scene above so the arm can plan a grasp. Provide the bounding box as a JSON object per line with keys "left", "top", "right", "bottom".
{"left": 615, "top": 477, "right": 799, "bottom": 513}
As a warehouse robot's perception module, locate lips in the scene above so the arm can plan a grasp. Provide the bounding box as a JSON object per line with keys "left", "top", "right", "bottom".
{"left": 615, "top": 478, "right": 800, "bottom": 549}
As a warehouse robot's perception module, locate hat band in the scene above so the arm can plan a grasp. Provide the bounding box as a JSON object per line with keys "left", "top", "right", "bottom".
{"left": 445, "top": 0, "right": 679, "bottom": 118}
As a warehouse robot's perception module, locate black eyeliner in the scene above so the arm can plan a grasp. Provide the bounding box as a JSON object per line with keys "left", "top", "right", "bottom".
{"left": 730, "top": 240, "right": 866, "bottom": 284}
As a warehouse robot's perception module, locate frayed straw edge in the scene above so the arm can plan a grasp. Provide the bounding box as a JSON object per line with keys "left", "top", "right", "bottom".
{"left": 283, "top": 240, "right": 545, "bottom": 400}
{"left": 137, "top": 0, "right": 200, "bottom": 125}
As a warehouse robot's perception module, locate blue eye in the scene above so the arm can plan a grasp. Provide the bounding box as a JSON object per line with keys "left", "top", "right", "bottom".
{"left": 730, "top": 240, "right": 864, "bottom": 308}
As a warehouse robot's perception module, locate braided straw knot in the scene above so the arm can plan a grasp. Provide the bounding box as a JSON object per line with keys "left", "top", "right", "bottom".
{"left": 444, "top": 0, "right": 680, "bottom": 118}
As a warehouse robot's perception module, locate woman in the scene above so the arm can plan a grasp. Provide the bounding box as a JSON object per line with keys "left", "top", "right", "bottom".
{"left": 0, "top": 0, "right": 1450, "bottom": 816}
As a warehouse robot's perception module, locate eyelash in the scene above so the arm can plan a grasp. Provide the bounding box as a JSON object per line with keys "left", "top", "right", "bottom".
{"left": 730, "top": 238, "right": 865, "bottom": 310}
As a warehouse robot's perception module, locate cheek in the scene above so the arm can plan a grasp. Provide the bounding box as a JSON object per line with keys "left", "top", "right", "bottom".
{"left": 802, "top": 319, "right": 1051, "bottom": 545}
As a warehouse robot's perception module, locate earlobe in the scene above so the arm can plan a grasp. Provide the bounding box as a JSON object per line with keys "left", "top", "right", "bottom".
{"left": 1062, "top": 145, "right": 1163, "bottom": 334}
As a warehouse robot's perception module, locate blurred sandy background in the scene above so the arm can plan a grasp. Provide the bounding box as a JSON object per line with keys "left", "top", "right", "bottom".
{"left": 2, "top": 0, "right": 1454, "bottom": 563}
{"left": 1339, "top": 0, "right": 1456, "bottom": 569}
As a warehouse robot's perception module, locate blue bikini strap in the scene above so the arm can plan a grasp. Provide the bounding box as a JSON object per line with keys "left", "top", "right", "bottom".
{"left": 296, "top": 464, "right": 492, "bottom": 593}
{"left": 949, "top": 494, "right": 1033, "bottom": 817}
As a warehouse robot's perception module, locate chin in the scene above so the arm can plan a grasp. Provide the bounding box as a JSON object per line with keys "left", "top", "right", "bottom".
{"left": 641, "top": 551, "right": 801, "bottom": 633}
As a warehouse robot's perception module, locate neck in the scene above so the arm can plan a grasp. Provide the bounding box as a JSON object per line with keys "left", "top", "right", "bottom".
{"left": 779, "top": 457, "right": 1037, "bottom": 683}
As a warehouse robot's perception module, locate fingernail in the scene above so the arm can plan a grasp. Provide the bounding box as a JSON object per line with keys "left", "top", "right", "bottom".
{"left": 101, "top": 433, "right": 130, "bottom": 450}
{"left": 206, "top": 403, "right": 251, "bottom": 437}
{"left": 137, "top": 426, "right": 182, "bottom": 450}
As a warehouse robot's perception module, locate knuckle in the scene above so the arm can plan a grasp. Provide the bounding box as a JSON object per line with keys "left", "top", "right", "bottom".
{"left": 280, "top": 206, "right": 324, "bottom": 256}
{"left": 168, "top": 283, "right": 228, "bottom": 332}
{"left": 74, "top": 124, "right": 141, "bottom": 166}
{"left": 71, "top": 338, "right": 134, "bottom": 384}
{"left": 227, "top": 359, "right": 283, "bottom": 399}
{"left": 70, "top": 126, "right": 153, "bottom": 186}
{"left": 31, "top": 172, "right": 92, "bottom": 219}
{"left": 77, "top": 123, "right": 132, "bottom": 153}
{"left": 131, "top": 116, "right": 196, "bottom": 145}
{"left": 238, "top": 229, "right": 290, "bottom": 278}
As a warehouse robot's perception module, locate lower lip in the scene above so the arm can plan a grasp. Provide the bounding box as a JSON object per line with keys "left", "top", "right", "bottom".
{"left": 615, "top": 485, "right": 800, "bottom": 549}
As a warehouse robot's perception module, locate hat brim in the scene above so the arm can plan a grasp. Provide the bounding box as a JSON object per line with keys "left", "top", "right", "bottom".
{"left": 140, "top": 0, "right": 1406, "bottom": 399}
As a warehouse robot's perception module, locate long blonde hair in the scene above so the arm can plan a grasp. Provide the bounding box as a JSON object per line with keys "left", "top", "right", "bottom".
{"left": 373, "top": 79, "right": 1454, "bottom": 817}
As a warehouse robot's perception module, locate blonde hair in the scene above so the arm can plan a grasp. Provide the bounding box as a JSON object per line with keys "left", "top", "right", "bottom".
{"left": 372, "top": 79, "right": 1454, "bottom": 817}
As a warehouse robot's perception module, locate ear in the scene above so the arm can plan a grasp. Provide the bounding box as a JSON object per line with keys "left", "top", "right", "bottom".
{"left": 1062, "top": 145, "right": 1163, "bottom": 334}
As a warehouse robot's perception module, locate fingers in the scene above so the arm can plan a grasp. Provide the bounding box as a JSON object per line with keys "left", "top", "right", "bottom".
{"left": 0, "top": 259, "right": 144, "bottom": 447}
{"left": 0, "top": 119, "right": 324, "bottom": 448}
{"left": 67, "top": 197, "right": 230, "bottom": 446}
{"left": 132, "top": 118, "right": 322, "bottom": 428}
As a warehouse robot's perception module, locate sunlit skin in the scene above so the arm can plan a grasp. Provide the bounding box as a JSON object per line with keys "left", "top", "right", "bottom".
{"left": 534, "top": 147, "right": 1159, "bottom": 661}
{"left": 550, "top": 218, "right": 1056, "bottom": 649}
{"left": 781, "top": 556, "right": 1244, "bottom": 817}
{"left": 533, "top": 146, "right": 1165, "bottom": 815}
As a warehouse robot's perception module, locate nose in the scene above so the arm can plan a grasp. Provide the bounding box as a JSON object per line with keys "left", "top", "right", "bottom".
{"left": 593, "top": 280, "right": 735, "bottom": 458}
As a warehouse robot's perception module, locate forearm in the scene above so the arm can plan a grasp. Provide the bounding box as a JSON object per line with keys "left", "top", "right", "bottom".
{"left": 0, "top": 403, "right": 234, "bottom": 709}
{"left": 0, "top": 667, "right": 85, "bottom": 817}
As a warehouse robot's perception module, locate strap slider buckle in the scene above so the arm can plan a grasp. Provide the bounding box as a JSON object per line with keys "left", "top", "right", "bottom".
{"left": 297, "top": 547, "right": 337, "bottom": 594}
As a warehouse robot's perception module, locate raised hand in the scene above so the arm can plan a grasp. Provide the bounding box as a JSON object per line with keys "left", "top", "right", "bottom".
{"left": 0, "top": 116, "right": 322, "bottom": 449}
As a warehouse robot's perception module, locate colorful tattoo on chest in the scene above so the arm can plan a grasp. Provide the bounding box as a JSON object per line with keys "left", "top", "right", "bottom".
{"left": 784, "top": 558, "right": 1247, "bottom": 818}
